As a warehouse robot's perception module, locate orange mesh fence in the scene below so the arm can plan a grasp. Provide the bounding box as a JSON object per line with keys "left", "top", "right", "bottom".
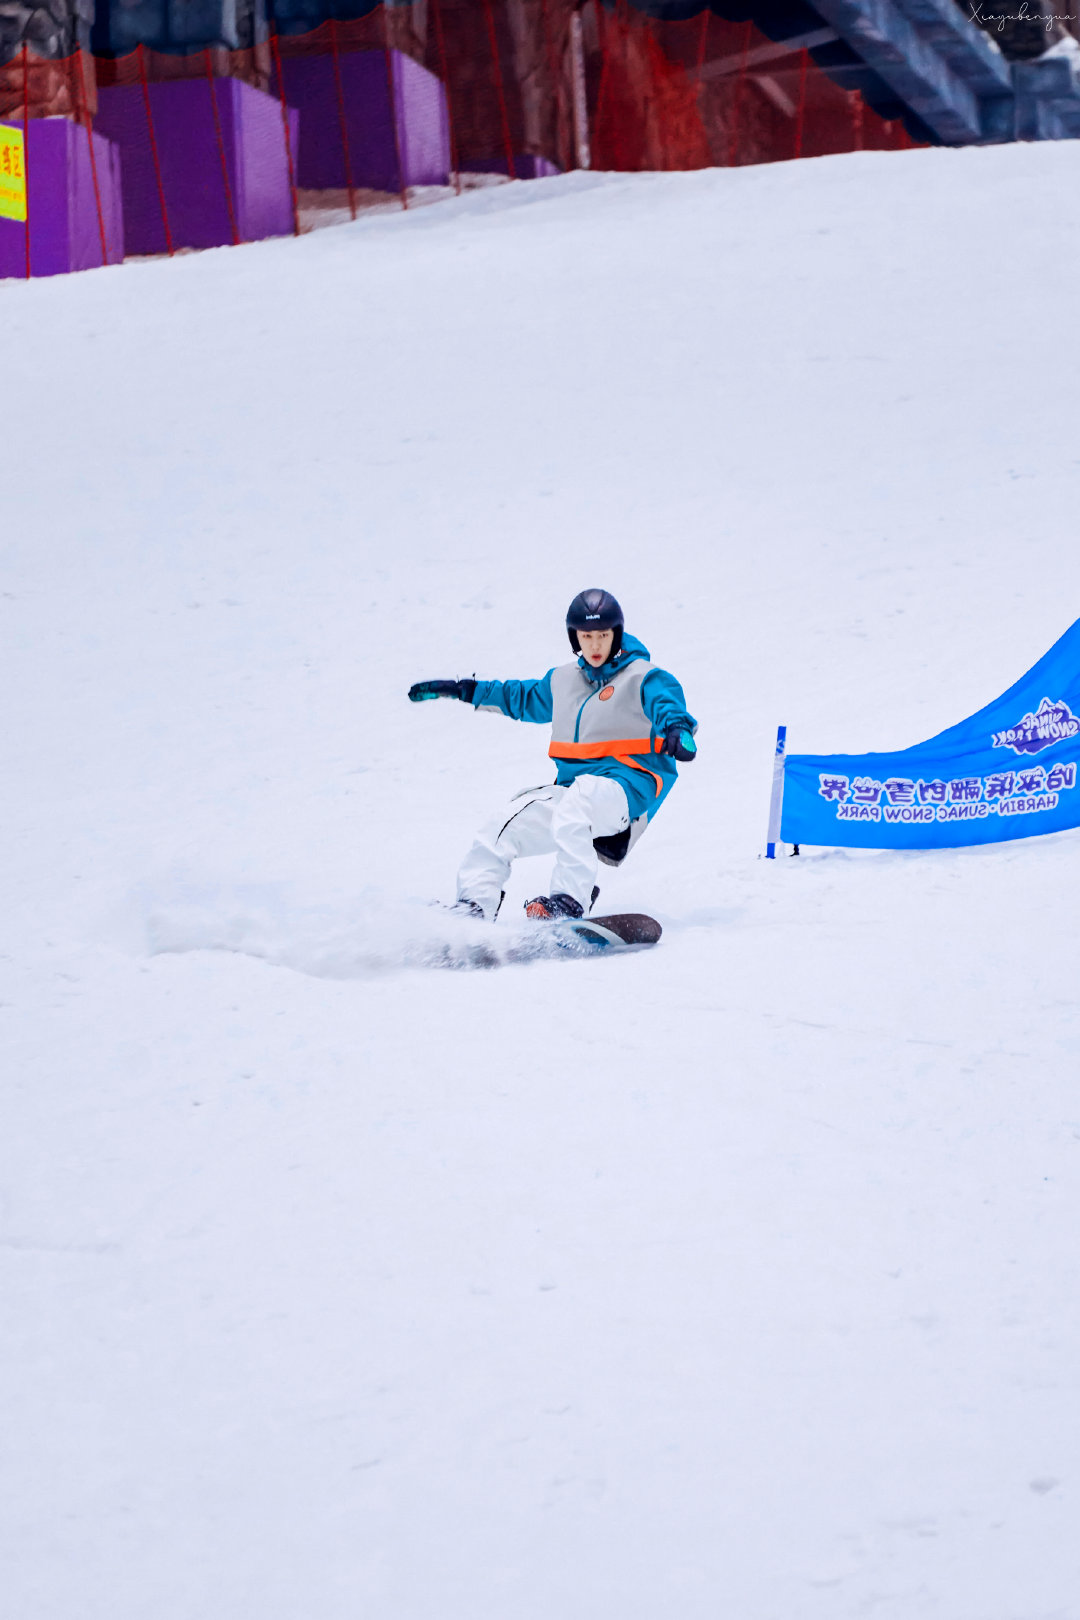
{"left": 1, "top": 42, "right": 97, "bottom": 120}
{"left": 608, "top": 5, "right": 916, "bottom": 168}
{"left": 2, "top": 1, "right": 923, "bottom": 280}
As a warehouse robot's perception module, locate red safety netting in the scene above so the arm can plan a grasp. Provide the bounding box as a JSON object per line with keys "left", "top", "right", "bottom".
{"left": 650, "top": 9, "right": 916, "bottom": 165}
{"left": 2, "top": 1, "right": 922, "bottom": 279}
{"left": 1, "top": 42, "right": 98, "bottom": 120}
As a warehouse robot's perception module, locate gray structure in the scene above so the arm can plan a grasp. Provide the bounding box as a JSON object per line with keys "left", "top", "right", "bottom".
{"left": 657, "top": 0, "right": 1080, "bottom": 143}
{"left": 89, "top": 0, "right": 270, "bottom": 54}
{"left": 1, "top": 0, "right": 92, "bottom": 62}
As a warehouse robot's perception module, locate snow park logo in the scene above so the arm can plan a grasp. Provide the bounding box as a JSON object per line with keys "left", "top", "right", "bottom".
{"left": 991, "top": 698, "right": 1080, "bottom": 756}
{"left": 816, "top": 760, "right": 1078, "bottom": 823}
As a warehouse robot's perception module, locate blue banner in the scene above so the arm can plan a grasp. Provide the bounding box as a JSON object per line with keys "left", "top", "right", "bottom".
{"left": 781, "top": 618, "right": 1080, "bottom": 850}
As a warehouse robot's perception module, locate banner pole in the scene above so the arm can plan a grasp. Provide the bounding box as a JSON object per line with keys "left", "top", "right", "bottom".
{"left": 765, "top": 724, "right": 787, "bottom": 859}
{"left": 22, "top": 43, "right": 31, "bottom": 280}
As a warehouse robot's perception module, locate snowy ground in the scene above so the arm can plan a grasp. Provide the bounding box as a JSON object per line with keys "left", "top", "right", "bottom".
{"left": 4, "top": 142, "right": 1080, "bottom": 1619}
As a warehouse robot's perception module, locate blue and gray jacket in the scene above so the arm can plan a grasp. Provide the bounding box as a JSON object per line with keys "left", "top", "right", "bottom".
{"left": 471, "top": 633, "right": 696, "bottom": 823}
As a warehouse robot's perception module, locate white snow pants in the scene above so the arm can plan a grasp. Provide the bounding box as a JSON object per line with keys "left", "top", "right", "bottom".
{"left": 456, "top": 775, "right": 631, "bottom": 918}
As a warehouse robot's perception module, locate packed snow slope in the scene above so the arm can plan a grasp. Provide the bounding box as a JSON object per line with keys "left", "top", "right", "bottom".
{"left": 5, "top": 142, "right": 1080, "bottom": 1620}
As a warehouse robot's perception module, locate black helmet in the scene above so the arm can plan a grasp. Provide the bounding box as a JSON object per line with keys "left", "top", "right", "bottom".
{"left": 566, "top": 588, "right": 624, "bottom": 654}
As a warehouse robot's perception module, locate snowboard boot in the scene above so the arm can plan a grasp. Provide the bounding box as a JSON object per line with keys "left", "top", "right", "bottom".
{"left": 445, "top": 899, "right": 485, "bottom": 920}
{"left": 524, "top": 893, "right": 584, "bottom": 921}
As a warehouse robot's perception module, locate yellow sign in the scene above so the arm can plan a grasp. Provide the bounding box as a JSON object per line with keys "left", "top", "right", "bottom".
{"left": 0, "top": 125, "right": 27, "bottom": 224}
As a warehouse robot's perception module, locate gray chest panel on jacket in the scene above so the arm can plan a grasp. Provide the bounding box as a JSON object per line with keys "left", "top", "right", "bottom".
{"left": 549, "top": 661, "right": 654, "bottom": 748}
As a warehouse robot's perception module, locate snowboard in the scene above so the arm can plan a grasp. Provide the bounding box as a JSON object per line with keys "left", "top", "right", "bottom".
{"left": 433, "top": 910, "right": 662, "bottom": 971}
{"left": 556, "top": 912, "right": 663, "bottom": 952}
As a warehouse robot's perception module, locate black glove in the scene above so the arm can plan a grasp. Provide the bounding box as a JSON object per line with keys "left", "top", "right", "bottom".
{"left": 408, "top": 679, "right": 477, "bottom": 704}
{"left": 662, "top": 722, "right": 697, "bottom": 761}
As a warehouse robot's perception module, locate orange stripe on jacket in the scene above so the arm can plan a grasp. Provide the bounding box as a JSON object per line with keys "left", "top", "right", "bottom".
{"left": 549, "top": 738, "right": 664, "bottom": 797}
{"left": 616, "top": 755, "right": 664, "bottom": 797}
{"left": 548, "top": 737, "right": 662, "bottom": 761}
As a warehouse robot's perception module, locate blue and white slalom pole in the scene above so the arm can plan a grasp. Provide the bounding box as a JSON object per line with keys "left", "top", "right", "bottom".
{"left": 765, "top": 724, "right": 787, "bottom": 859}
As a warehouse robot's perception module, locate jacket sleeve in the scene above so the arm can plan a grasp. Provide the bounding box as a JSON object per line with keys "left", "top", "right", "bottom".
{"left": 641, "top": 668, "right": 697, "bottom": 735}
{"left": 471, "top": 670, "right": 555, "bottom": 723}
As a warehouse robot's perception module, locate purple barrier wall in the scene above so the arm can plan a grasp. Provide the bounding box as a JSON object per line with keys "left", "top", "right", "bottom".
{"left": 0, "top": 119, "right": 123, "bottom": 280}
{"left": 95, "top": 78, "right": 299, "bottom": 255}
{"left": 276, "top": 49, "right": 449, "bottom": 192}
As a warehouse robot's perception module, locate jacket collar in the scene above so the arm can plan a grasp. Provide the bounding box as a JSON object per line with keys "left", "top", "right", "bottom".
{"left": 577, "top": 632, "right": 650, "bottom": 686}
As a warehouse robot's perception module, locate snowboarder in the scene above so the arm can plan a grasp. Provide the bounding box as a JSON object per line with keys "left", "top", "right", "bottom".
{"left": 408, "top": 589, "right": 697, "bottom": 921}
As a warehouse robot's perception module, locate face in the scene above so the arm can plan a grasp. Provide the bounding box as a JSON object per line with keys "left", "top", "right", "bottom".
{"left": 578, "top": 628, "right": 614, "bottom": 667}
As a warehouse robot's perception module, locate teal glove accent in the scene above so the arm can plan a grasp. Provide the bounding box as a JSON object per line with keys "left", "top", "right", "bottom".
{"left": 408, "top": 679, "right": 477, "bottom": 703}
{"left": 662, "top": 723, "right": 697, "bottom": 761}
